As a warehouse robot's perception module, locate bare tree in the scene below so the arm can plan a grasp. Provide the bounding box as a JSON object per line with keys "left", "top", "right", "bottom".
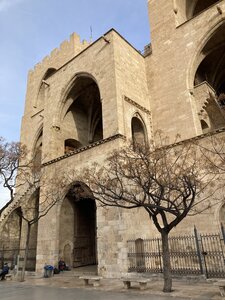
{"left": 0, "top": 137, "right": 27, "bottom": 208}
{"left": 196, "top": 133, "right": 225, "bottom": 174}
{"left": 0, "top": 137, "right": 65, "bottom": 281}
{"left": 17, "top": 175, "right": 66, "bottom": 281}
{"left": 83, "top": 138, "right": 221, "bottom": 292}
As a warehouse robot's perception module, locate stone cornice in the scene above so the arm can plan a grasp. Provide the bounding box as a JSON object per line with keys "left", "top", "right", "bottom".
{"left": 42, "top": 134, "right": 126, "bottom": 166}
{"left": 124, "top": 96, "right": 151, "bottom": 115}
{"left": 164, "top": 127, "right": 225, "bottom": 149}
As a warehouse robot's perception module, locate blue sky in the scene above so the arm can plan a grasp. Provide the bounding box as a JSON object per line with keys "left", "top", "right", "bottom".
{"left": 0, "top": 0, "right": 150, "bottom": 208}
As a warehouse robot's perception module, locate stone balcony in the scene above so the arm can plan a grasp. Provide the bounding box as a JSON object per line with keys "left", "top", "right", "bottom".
{"left": 194, "top": 81, "right": 216, "bottom": 114}
{"left": 194, "top": 81, "right": 225, "bottom": 130}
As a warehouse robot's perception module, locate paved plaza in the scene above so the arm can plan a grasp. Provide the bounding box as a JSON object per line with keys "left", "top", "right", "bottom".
{"left": 0, "top": 282, "right": 189, "bottom": 300}
{"left": 0, "top": 271, "right": 223, "bottom": 300}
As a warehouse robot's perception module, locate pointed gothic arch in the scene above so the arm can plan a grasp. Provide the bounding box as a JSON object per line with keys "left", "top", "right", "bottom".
{"left": 131, "top": 114, "right": 147, "bottom": 146}
{"left": 0, "top": 207, "right": 22, "bottom": 249}
{"left": 59, "top": 182, "right": 97, "bottom": 268}
{"left": 0, "top": 207, "right": 22, "bottom": 268}
{"left": 193, "top": 21, "right": 225, "bottom": 93}
{"left": 35, "top": 68, "right": 56, "bottom": 109}
{"left": 60, "top": 74, "right": 103, "bottom": 149}
{"left": 188, "top": 20, "right": 225, "bottom": 132}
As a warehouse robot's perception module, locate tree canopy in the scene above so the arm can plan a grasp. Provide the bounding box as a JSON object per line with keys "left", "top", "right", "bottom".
{"left": 83, "top": 138, "right": 222, "bottom": 292}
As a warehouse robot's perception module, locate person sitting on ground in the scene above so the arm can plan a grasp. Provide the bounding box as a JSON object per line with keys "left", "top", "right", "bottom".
{"left": 0, "top": 263, "right": 9, "bottom": 280}
{"left": 58, "top": 258, "right": 66, "bottom": 272}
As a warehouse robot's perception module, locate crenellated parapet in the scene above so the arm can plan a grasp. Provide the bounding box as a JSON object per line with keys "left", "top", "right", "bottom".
{"left": 23, "top": 33, "right": 90, "bottom": 117}
{"left": 30, "top": 32, "right": 90, "bottom": 75}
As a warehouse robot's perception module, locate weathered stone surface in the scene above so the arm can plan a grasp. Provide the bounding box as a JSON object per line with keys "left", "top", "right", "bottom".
{"left": 1, "top": 0, "right": 225, "bottom": 278}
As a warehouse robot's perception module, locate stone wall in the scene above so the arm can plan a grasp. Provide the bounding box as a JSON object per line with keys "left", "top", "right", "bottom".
{"left": 1, "top": 0, "right": 225, "bottom": 278}
{"left": 146, "top": 0, "right": 225, "bottom": 142}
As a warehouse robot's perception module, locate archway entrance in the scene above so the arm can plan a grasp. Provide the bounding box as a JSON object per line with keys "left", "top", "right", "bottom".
{"left": 73, "top": 198, "right": 96, "bottom": 267}
{"left": 59, "top": 182, "right": 97, "bottom": 268}
{"left": 0, "top": 208, "right": 22, "bottom": 269}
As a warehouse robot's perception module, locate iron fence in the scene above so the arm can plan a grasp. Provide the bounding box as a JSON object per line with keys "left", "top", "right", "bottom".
{"left": 0, "top": 247, "right": 36, "bottom": 271}
{"left": 127, "top": 225, "right": 225, "bottom": 278}
{"left": 200, "top": 233, "right": 225, "bottom": 278}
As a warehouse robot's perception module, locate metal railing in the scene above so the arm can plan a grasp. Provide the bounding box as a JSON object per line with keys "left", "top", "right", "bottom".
{"left": 128, "top": 225, "right": 225, "bottom": 278}
{"left": 0, "top": 247, "right": 36, "bottom": 271}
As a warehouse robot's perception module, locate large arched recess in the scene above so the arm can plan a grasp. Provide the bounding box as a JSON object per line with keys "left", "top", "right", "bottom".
{"left": 60, "top": 74, "right": 103, "bottom": 152}
{"left": 194, "top": 22, "right": 225, "bottom": 96}
{"left": 188, "top": 20, "right": 225, "bottom": 131}
{"left": 0, "top": 208, "right": 22, "bottom": 268}
{"left": 59, "top": 182, "right": 97, "bottom": 268}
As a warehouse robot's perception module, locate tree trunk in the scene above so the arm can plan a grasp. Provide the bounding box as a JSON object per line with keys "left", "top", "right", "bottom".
{"left": 161, "top": 230, "right": 172, "bottom": 292}
{"left": 20, "top": 222, "right": 31, "bottom": 282}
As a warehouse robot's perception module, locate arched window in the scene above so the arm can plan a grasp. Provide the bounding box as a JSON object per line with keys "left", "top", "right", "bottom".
{"left": 131, "top": 116, "right": 146, "bottom": 147}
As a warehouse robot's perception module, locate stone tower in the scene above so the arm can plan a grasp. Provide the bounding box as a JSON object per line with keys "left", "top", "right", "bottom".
{"left": 0, "top": 0, "right": 225, "bottom": 277}
{"left": 146, "top": 0, "right": 225, "bottom": 140}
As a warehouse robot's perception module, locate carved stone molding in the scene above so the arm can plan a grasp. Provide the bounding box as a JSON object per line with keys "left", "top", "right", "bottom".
{"left": 124, "top": 96, "right": 151, "bottom": 115}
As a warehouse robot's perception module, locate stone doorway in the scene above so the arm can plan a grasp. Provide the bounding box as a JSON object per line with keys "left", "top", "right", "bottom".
{"left": 73, "top": 198, "right": 96, "bottom": 267}
{"left": 59, "top": 183, "right": 97, "bottom": 268}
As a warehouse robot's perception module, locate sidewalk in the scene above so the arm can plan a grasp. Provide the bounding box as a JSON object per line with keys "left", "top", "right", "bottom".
{"left": 15, "top": 271, "right": 224, "bottom": 299}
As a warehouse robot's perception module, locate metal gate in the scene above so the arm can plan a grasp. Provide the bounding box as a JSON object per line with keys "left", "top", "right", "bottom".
{"left": 127, "top": 226, "right": 225, "bottom": 278}
{"left": 200, "top": 233, "right": 225, "bottom": 278}
{"left": 73, "top": 236, "right": 96, "bottom": 267}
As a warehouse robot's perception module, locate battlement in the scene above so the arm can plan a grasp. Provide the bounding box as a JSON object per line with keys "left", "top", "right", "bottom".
{"left": 29, "top": 32, "right": 90, "bottom": 75}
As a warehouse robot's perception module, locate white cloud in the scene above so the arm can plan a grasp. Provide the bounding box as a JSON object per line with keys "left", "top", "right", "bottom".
{"left": 0, "top": 0, "right": 25, "bottom": 12}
